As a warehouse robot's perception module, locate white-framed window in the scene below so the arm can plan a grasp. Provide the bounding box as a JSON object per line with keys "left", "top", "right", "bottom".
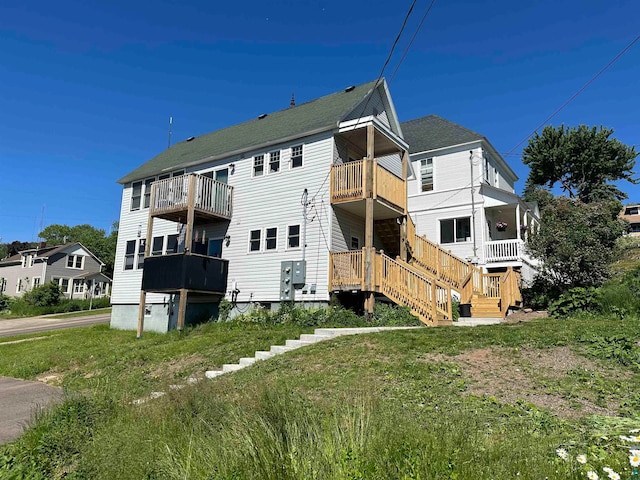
{"left": 0, "top": 278, "right": 6, "bottom": 293}
{"left": 67, "top": 255, "right": 84, "bottom": 269}
{"left": 22, "top": 254, "right": 33, "bottom": 268}
{"left": 291, "top": 145, "right": 303, "bottom": 168}
{"left": 253, "top": 155, "right": 264, "bottom": 177}
{"left": 420, "top": 157, "right": 433, "bottom": 192}
{"left": 350, "top": 235, "right": 361, "bottom": 250}
{"left": 287, "top": 225, "right": 300, "bottom": 249}
{"left": 151, "top": 236, "right": 164, "bottom": 256}
{"left": 440, "top": 217, "right": 471, "bottom": 244}
{"left": 124, "top": 240, "right": 136, "bottom": 270}
{"left": 143, "top": 178, "right": 155, "bottom": 208}
{"left": 624, "top": 206, "right": 639, "bottom": 215}
{"left": 249, "top": 229, "right": 261, "bottom": 252}
{"left": 73, "top": 280, "right": 84, "bottom": 294}
{"left": 167, "top": 234, "right": 179, "bottom": 254}
{"left": 60, "top": 278, "right": 70, "bottom": 293}
{"left": 16, "top": 278, "right": 23, "bottom": 293}
{"left": 159, "top": 173, "right": 170, "bottom": 181}
{"left": 269, "top": 151, "right": 280, "bottom": 173}
{"left": 32, "top": 277, "right": 41, "bottom": 289}
{"left": 137, "top": 239, "right": 146, "bottom": 269}
{"left": 131, "top": 181, "right": 142, "bottom": 211}
{"left": 265, "top": 227, "right": 278, "bottom": 251}
{"left": 172, "top": 170, "right": 185, "bottom": 177}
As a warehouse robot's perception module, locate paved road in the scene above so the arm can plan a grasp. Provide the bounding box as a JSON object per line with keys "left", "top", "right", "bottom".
{"left": 0, "top": 313, "right": 110, "bottom": 338}
{"left": 0, "top": 377, "right": 63, "bottom": 444}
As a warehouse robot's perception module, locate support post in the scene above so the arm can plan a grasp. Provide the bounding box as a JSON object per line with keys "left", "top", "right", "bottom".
{"left": 363, "top": 125, "right": 375, "bottom": 317}
{"left": 400, "top": 216, "right": 407, "bottom": 262}
{"left": 177, "top": 289, "right": 187, "bottom": 331}
{"left": 516, "top": 203, "right": 521, "bottom": 241}
{"left": 136, "top": 214, "right": 155, "bottom": 338}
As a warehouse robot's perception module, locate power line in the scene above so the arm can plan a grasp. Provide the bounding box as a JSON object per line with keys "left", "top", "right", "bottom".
{"left": 505, "top": 34, "right": 640, "bottom": 157}
{"left": 389, "top": 0, "right": 438, "bottom": 84}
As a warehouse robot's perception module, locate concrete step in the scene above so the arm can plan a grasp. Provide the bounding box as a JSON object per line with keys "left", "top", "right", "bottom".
{"left": 454, "top": 318, "right": 502, "bottom": 327}
{"left": 239, "top": 357, "right": 256, "bottom": 366}
{"left": 255, "top": 351, "right": 275, "bottom": 360}
{"left": 222, "top": 364, "right": 244, "bottom": 373}
{"left": 299, "top": 334, "right": 332, "bottom": 343}
{"left": 205, "top": 370, "right": 224, "bottom": 379}
{"left": 285, "top": 339, "right": 314, "bottom": 349}
{"left": 270, "top": 345, "right": 294, "bottom": 355}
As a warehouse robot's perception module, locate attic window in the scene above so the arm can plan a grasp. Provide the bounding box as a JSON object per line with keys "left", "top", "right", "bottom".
{"left": 186, "top": 136, "right": 195, "bottom": 142}
{"left": 344, "top": 85, "right": 355, "bottom": 92}
{"left": 258, "top": 113, "right": 267, "bottom": 120}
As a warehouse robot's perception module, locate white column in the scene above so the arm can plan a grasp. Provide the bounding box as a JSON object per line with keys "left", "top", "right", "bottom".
{"left": 515, "top": 204, "right": 521, "bottom": 240}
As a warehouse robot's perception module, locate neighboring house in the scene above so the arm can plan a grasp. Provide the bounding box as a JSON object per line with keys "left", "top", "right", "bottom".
{"left": 112, "top": 80, "right": 523, "bottom": 334}
{"left": 620, "top": 204, "right": 640, "bottom": 236}
{"left": 0, "top": 243, "right": 111, "bottom": 299}
{"left": 402, "top": 115, "right": 540, "bottom": 284}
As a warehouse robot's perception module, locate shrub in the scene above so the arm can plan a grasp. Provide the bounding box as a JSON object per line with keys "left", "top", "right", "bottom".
{"left": 521, "top": 275, "right": 563, "bottom": 310}
{"left": 22, "top": 282, "right": 62, "bottom": 307}
{"left": 548, "top": 287, "right": 600, "bottom": 318}
{"left": 0, "top": 294, "right": 13, "bottom": 312}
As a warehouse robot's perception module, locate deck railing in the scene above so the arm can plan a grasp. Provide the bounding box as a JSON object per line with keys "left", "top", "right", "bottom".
{"left": 150, "top": 174, "right": 233, "bottom": 220}
{"left": 484, "top": 239, "right": 523, "bottom": 262}
{"left": 329, "top": 250, "right": 363, "bottom": 290}
{"left": 330, "top": 160, "right": 405, "bottom": 211}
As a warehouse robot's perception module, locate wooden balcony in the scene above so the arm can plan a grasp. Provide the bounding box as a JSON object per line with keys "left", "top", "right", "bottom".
{"left": 149, "top": 174, "right": 233, "bottom": 224}
{"left": 330, "top": 160, "right": 406, "bottom": 219}
{"left": 141, "top": 253, "right": 228, "bottom": 294}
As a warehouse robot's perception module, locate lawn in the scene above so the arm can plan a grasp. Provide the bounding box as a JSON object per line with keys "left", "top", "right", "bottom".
{"left": 1, "top": 311, "right": 638, "bottom": 479}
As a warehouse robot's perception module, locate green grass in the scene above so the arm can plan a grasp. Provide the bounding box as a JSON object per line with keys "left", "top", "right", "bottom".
{"left": 47, "top": 307, "right": 112, "bottom": 319}
{"left": 1, "top": 313, "right": 639, "bottom": 479}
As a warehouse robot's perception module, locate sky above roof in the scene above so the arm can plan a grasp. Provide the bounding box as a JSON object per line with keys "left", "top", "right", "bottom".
{"left": 1, "top": 0, "right": 638, "bottom": 242}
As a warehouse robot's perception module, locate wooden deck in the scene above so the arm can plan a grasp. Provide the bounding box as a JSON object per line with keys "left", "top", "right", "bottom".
{"left": 149, "top": 174, "right": 233, "bottom": 223}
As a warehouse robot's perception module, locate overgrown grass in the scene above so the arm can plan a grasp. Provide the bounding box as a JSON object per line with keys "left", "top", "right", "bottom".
{"left": 1, "top": 309, "right": 639, "bottom": 479}
{"left": 48, "top": 307, "right": 112, "bottom": 319}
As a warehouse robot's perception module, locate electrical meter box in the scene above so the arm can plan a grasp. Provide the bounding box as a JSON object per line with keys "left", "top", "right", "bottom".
{"left": 292, "top": 260, "right": 306, "bottom": 288}
{"left": 280, "top": 261, "right": 294, "bottom": 301}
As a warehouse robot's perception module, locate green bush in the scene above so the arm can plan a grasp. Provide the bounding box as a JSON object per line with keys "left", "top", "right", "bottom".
{"left": 9, "top": 295, "right": 110, "bottom": 317}
{"left": 521, "top": 276, "right": 562, "bottom": 310}
{"left": 22, "top": 282, "right": 62, "bottom": 307}
{"left": 548, "top": 287, "right": 600, "bottom": 318}
{"left": 0, "top": 294, "right": 13, "bottom": 312}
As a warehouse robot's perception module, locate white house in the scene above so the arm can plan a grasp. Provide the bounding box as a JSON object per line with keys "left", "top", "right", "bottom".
{"left": 111, "top": 82, "right": 524, "bottom": 333}
{"left": 402, "top": 115, "right": 540, "bottom": 283}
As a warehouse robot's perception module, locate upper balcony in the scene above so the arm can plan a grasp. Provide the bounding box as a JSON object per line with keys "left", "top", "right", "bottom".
{"left": 330, "top": 159, "right": 406, "bottom": 219}
{"left": 142, "top": 253, "right": 229, "bottom": 294}
{"left": 149, "top": 173, "right": 233, "bottom": 224}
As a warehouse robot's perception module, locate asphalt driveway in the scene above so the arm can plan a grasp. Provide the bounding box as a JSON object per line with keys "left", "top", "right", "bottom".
{"left": 0, "top": 312, "right": 110, "bottom": 338}
{"left": 0, "top": 376, "right": 63, "bottom": 444}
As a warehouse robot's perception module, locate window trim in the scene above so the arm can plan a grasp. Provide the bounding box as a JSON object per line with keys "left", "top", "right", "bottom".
{"left": 151, "top": 236, "right": 164, "bottom": 256}
{"left": 249, "top": 229, "right": 262, "bottom": 253}
{"left": 350, "top": 235, "right": 361, "bottom": 250}
{"left": 143, "top": 177, "right": 155, "bottom": 209}
{"left": 286, "top": 224, "right": 301, "bottom": 250}
{"left": 439, "top": 217, "right": 472, "bottom": 244}
{"left": 265, "top": 227, "right": 278, "bottom": 251}
{"left": 420, "top": 157, "right": 434, "bottom": 192}
{"left": 66, "top": 254, "right": 85, "bottom": 270}
{"left": 253, "top": 155, "right": 265, "bottom": 177}
{"left": 290, "top": 145, "right": 303, "bottom": 169}
{"left": 124, "top": 240, "right": 136, "bottom": 270}
{"left": 131, "top": 181, "right": 143, "bottom": 211}
{"left": 269, "top": 151, "right": 280, "bottom": 174}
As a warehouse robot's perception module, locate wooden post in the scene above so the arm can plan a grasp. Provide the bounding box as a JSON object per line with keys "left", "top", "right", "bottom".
{"left": 401, "top": 150, "right": 409, "bottom": 214}
{"left": 400, "top": 216, "right": 407, "bottom": 262}
{"left": 177, "top": 288, "right": 187, "bottom": 331}
{"left": 136, "top": 214, "right": 154, "bottom": 338}
{"left": 363, "top": 125, "right": 375, "bottom": 317}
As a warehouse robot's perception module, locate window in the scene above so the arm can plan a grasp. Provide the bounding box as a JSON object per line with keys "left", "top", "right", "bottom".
{"left": 265, "top": 227, "right": 277, "bottom": 250}
{"left": 143, "top": 178, "right": 154, "bottom": 208}
{"left": 33, "top": 277, "right": 40, "bottom": 288}
{"left": 0, "top": 278, "right": 6, "bottom": 293}
{"left": 16, "top": 279, "right": 22, "bottom": 293}
{"left": 60, "top": 278, "right": 70, "bottom": 293}
{"left": 73, "top": 280, "right": 84, "bottom": 294}
{"left": 253, "top": 155, "right": 264, "bottom": 176}
{"left": 124, "top": 240, "right": 136, "bottom": 270}
{"left": 158, "top": 173, "right": 170, "bottom": 181}
{"left": 420, "top": 158, "right": 433, "bottom": 192}
{"left": 151, "top": 236, "right": 164, "bottom": 256}
{"left": 215, "top": 168, "right": 229, "bottom": 184}
{"left": 67, "top": 255, "right": 84, "bottom": 269}
{"left": 350, "top": 236, "right": 360, "bottom": 250}
{"left": 131, "top": 181, "right": 142, "bottom": 211}
{"left": 287, "top": 225, "right": 300, "bottom": 249}
{"left": 291, "top": 145, "right": 303, "bottom": 168}
{"left": 137, "top": 239, "right": 146, "bottom": 269}
{"left": 249, "top": 230, "right": 261, "bottom": 252}
{"left": 167, "top": 234, "right": 179, "bottom": 254}
{"left": 172, "top": 170, "right": 185, "bottom": 177}
{"left": 625, "top": 206, "right": 639, "bottom": 215}
{"left": 440, "top": 217, "right": 471, "bottom": 244}
{"left": 269, "top": 151, "right": 280, "bottom": 173}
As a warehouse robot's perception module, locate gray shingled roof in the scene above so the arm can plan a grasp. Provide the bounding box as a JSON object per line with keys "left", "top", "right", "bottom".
{"left": 401, "top": 115, "right": 485, "bottom": 154}
{"left": 119, "top": 80, "right": 379, "bottom": 184}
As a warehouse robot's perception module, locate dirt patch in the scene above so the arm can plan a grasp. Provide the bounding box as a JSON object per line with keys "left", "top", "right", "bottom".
{"left": 37, "top": 373, "right": 62, "bottom": 386}
{"left": 147, "top": 354, "right": 209, "bottom": 380}
{"left": 424, "top": 346, "right": 620, "bottom": 419}
{"left": 503, "top": 310, "right": 549, "bottom": 324}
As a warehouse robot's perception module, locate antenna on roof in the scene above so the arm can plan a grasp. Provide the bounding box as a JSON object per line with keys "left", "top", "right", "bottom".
{"left": 167, "top": 116, "right": 173, "bottom": 149}
{"left": 290, "top": 91, "right": 295, "bottom": 107}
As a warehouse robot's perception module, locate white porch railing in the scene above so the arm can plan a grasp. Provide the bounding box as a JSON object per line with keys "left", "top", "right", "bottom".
{"left": 484, "top": 239, "right": 523, "bottom": 262}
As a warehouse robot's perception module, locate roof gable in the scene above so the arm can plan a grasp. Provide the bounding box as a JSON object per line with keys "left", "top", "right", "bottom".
{"left": 401, "top": 115, "right": 484, "bottom": 154}
{"left": 119, "top": 80, "right": 381, "bottom": 184}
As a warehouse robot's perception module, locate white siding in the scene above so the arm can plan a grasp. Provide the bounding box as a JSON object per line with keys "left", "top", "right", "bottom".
{"left": 111, "top": 132, "right": 335, "bottom": 310}
{"left": 343, "top": 88, "right": 390, "bottom": 128}
{"left": 331, "top": 209, "right": 365, "bottom": 253}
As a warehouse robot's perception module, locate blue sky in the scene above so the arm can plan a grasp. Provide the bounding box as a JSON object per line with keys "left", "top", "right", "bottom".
{"left": 1, "top": 0, "right": 638, "bottom": 242}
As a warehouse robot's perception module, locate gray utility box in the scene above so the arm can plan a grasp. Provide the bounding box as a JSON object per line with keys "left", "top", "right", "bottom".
{"left": 280, "top": 260, "right": 306, "bottom": 301}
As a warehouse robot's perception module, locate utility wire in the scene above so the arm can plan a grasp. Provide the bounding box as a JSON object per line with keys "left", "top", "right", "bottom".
{"left": 389, "top": 0, "right": 438, "bottom": 84}
{"left": 505, "top": 34, "right": 640, "bottom": 157}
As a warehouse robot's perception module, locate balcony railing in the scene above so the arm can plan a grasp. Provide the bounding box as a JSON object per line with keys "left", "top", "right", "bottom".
{"left": 150, "top": 174, "right": 233, "bottom": 221}
{"left": 142, "top": 253, "right": 229, "bottom": 294}
{"left": 330, "top": 160, "right": 405, "bottom": 212}
{"left": 484, "top": 239, "right": 524, "bottom": 263}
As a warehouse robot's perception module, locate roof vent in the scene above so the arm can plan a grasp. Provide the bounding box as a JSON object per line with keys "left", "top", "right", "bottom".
{"left": 344, "top": 85, "right": 356, "bottom": 92}
{"left": 258, "top": 113, "right": 267, "bottom": 120}
{"left": 186, "top": 136, "right": 195, "bottom": 142}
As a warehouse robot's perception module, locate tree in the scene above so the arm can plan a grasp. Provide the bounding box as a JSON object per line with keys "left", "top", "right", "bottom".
{"left": 527, "top": 197, "right": 626, "bottom": 292}
{"left": 522, "top": 125, "right": 637, "bottom": 203}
